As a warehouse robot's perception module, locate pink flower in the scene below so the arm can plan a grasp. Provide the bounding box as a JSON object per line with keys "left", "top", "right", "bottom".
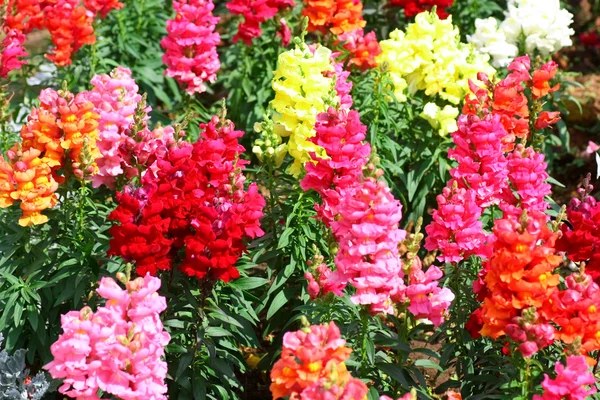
{"left": 406, "top": 260, "right": 454, "bottom": 326}
{"left": 226, "top": 0, "right": 294, "bottom": 45}
{"left": 424, "top": 185, "right": 493, "bottom": 263}
{"left": 585, "top": 141, "right": 600, "bottom": 156}
{"left": 533, "top": 356, "right": 597, "bottom": 400}
{"left": 448, "top": 114, "right": 508, "bottom": 208}
{"left": 0, "top": 28, "right": 28, "bottom": 77}
{"left": 300, "top": 108, "right": 370, "bottom": 226}
{"left": 45, "top": 274, "right": 170, "bottom": 400}
{"left": 161, "top": 0, "right": 220, "bottom": 94}
{"left": 86, "top": 67, "right": 147, "bottom": 188}
{"left": 277, "top": 18, "right": 292, "bottom": 47}
{"left": 305, "top": 261, "right": 345, "bottom": 299}
{"left": 500, "top": 144, "right": 551, "bottom": 218}
{"left": 331, "top": 177, "right": 406, "bottom": 314}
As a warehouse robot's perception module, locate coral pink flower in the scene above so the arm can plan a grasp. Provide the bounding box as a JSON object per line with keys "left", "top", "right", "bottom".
{"left": 45, "top": 274, "right": 170, "bottom": 400}
{"left": 86, "top": 67, "right": 147, "bottom": 188}
{"left": 161, "top": 0, "right": 220, "bottom": 94}
{"left": 226, "top": 0, "right": 294, "bottom": 45}
{"left": 331, "top": 177, "right": 406, "bottom": 314}
{"left": 337, "top": 29, "right": 381, "bottom": 71}
{"left": 449, "top": 114, "right": 508, "bottom": 207}
{"left": 0, "top": 28, "right": 28, "bottom": 77}
{"left": 533, "top": 356, "right": 597, "bottom": 400}
{"left": 83, "top": 0, "right": 123, "bottom": 18}
{"left": 424, "top": 185, "right": 493, "bottom": 263}
{"left": 300, "top": 377, "right": 368, "bottom": 400}
{"left": 500, "top": 144, "right": 551, "bottom": 218}
{"left": 270, "top": 321, "right": 354, "bottom": 399}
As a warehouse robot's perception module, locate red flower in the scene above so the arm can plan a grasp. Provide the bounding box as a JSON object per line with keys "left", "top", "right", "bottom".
{"left": 108, "top": 114, "right": 265, "bottom": 282}
{"left": 227, "top": 0, "right": 294, "bottom": 45}
{"left": 387, "top": 0, "right": 454, "bottom": 19}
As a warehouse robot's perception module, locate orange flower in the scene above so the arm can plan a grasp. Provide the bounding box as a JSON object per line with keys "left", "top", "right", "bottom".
{"left": 57, "top": 93, "right": 101, "bottom": 168}
{"left": 20, "top": 108, "right": 64, "bottom": 168}
{"left": 540, "top": 273, "right": 600, "bottom": 355}
{"left": 270, "top": 321, "right": 353, "bottom": 399}
{"left": 479, "top": 211, "right": 561, "bottom": 339}
{"left": 0, "top": 157, "right": 16, "bottom": 208}
{"left": 5, "top": 148, "right": 59, "bottom": 226}
{"left": 303, "top": 0, "right": 365, "bottom": 36}
{"left": 530, "top": 60, "right": 559, "bottom": 99}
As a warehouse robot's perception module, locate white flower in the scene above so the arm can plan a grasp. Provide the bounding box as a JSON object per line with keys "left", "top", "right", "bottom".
{"left": 501, "top": 0, "right": 574, "bottom": 56}
{"left": 470, "top": 0, "right": 574, "bottom": 66}
{"left": 468, "top": 18, "right": 519, "bottom": 68}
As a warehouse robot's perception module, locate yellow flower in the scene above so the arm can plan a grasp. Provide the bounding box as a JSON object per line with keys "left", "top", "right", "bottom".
{"left": 376, "top": 10, "right": 495, "bottom": 105}
{"left": 420, "top": 102, "right": 459, "bottom": 137}
{"left": 271, "top": 44, "right": 337, "bottom": 176}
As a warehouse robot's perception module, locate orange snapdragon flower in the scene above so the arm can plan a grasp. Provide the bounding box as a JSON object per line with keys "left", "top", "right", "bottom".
{"left": 479, "top": 211, "right": 561, "bottom": 339}
{"left": 20, "top": 108, "right": 64, "bottom": 168}
{"left": 303, "top": 0, "right": 366, "bottom": 36}
{"left": 3, "top": 148, "right": 59, "bottom": 226}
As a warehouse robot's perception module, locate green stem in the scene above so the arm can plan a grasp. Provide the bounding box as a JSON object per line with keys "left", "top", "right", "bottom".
{"left": 360, "top": 310, "right": 370, "bottom": 377}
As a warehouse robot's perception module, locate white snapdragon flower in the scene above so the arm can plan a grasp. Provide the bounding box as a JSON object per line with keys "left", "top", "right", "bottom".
{"left": 469, "top": 0, "right": 574, "bottom": 66}
{"left": 468, "top": 18, "right": 519, "bottom": 67}
{"left": 502, "top": 0, "right": 574, "bottom": 56}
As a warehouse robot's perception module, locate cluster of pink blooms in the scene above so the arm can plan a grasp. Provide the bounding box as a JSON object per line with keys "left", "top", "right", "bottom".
{"left": 331, "top": 176, "right": 406, "bottom": 314}
{"left": 505, "top": 309, "right": 555, "bottom": 358}
{"left": 425, "top": 55, "right": 557, "bottom": 264}
{"left": 301, "top": 107, "right": 406, "bottom": 314}
{"left": 0, "top": 28, "right": 27, "bottom": 78}
{"left": 405, "top": 257, "right": 455, "bottom": 326}
{"left": 161, "top": 0, "right": 220, "bottom": 94}
{"left": 448, "top": 114, "right": 508, "bottom": 208}
{"left": 44, "top": 274, "right": 170, "bottom": 400}
{"left": 86, "top": 67, "right": 155, "bottom": 188}
{"left": 226, "top": 0, "right": 294, "bottom": 46}
{"left": 500, "top": 144, "right": 551, "bottom": 218}
{"left": 533, "top": 356, "right": 597, "bottom": 400}
{"left": 425, "top": 185, "right": 493, "bottom": 263}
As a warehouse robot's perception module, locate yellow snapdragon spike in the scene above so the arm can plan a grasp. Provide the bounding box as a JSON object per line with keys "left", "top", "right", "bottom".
{"left": 271, "top": 44, "right": 337, "bottom": 177}
{"left": 376, "top": 10, "right": 495, "bottom": 105}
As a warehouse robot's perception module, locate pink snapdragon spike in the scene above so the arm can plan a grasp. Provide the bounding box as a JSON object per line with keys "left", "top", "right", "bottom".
{"left": 44, "top": 274, "right": 170, "bottom": 400}
{"left": 406, "top": 257, "right": 455, "bottom": 326}
{"left": 448, "top": 114, "right": 508, "bottom": 208}
{"left": 161, "top": 0, "right": 220, "bottom": 94}
{"left": 300, "top": 108, "right": 371, "bottom": 226}
{"left": 331, "top": 177, "right": 406, "bottom": 314}
{"left": 533, "top": 356, "right": 597, "bottom": 400}
{"left": 500, "top": 144, "right": 551, "bottom": 218}
{"left": 86, "top": 67, "right": 146, "bottom": 188}
{"left": 424, "top": 185, "right": 493, "bottom": 263}
{"left": 0, "top": 28, "right": 28, "bottom": 78}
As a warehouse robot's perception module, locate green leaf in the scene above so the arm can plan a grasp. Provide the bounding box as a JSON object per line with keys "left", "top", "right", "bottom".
{"left": 414, "top": 358, "right": 443, "bottom": 372}
{"left": 229, "top": 277, "right": 270, "bottom": 291}
{"left": 266, "top": 288, "right": 292, "bottom": 319}
{"left": 176, "top": 352, "right": 194, "bottom": 381}
{"left": 277, "top": 227, "right": 295, "bottom": 249}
